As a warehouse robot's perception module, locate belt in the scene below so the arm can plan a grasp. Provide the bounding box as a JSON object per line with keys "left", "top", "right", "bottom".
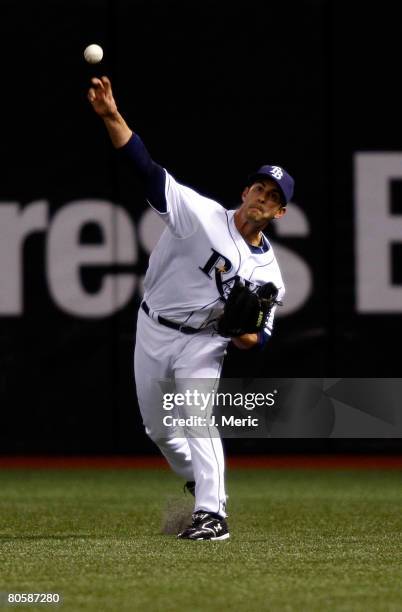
{"left": 141, "top": 301, "right": 201, "bottom": 335}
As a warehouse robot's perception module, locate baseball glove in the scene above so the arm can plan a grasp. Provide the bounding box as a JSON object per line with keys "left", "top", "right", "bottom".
{"left": 217, "top": 280, "right": 281, "bottom": 337}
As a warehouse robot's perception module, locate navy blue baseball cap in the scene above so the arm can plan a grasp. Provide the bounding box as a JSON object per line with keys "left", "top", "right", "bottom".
{"left": 247, "top": 165, "right": 294, "bottom": 205}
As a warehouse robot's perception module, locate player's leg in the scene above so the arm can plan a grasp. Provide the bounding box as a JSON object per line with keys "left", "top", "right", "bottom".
{"left": 174, "top": 332, "right": 228, "bottom": 518}
{"left": 134, "top": 308, "right": 194, "bottom": 481}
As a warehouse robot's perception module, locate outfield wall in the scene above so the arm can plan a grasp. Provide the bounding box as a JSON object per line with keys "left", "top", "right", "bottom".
{"left": 1, "top": 0, "right": 401, "bottom": 453}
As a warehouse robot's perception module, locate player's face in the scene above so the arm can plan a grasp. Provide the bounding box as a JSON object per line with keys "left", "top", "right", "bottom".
{"left": 240, "top": 179, "right": 286, "bottom": 225}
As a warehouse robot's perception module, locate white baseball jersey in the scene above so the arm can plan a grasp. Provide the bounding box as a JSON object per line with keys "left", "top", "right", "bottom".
{"left": 143, "top": 170, "right": 285, "bottom": 337}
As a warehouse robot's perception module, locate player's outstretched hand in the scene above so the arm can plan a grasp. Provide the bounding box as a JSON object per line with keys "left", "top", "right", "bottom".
{"left": 88, "top": 76, "right": 117, "bottom": 118}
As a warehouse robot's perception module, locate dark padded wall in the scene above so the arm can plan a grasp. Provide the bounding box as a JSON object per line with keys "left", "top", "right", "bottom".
{"left": 0, "top": 0, "right": 400, "bottom": 453}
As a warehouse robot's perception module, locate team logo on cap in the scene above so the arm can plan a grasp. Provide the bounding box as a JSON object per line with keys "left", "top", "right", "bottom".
{"left": 270, "top": 166, "right": 283, "bottom": 180}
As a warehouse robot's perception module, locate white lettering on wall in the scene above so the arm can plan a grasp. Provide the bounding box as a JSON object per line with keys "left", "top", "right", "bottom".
{"left": 271, "top": 203, "right": 312, "bottom": 314}
{"left": 355, "top": 153, "right": 402, "bottom": 312}
{"left": 0, "top": 201, "right": 48, "bottom": 314}
{"left": 0, "top": 199, "right": 311, "bottom": 317}
{"left": 47, "top": 200, "right": 137, "bottom": 317}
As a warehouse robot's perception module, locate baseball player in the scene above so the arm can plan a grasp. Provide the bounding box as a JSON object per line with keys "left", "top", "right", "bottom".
{"left": 88, "top": 76, "right": 294, "bottom": 541}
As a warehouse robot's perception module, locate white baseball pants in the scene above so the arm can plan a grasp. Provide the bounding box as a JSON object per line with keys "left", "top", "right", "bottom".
{"left": 134, "top": 307, "right": 228, "bottom": 517}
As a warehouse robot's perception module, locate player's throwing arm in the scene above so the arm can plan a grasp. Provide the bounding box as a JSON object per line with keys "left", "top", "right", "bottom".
{"left": 88, "top": 77, "right": 132, "bottom": 148}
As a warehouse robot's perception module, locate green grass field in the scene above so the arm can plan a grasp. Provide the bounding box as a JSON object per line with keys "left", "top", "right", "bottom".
{"left": 0, "top": 468, "right": 401, "bottom": 611}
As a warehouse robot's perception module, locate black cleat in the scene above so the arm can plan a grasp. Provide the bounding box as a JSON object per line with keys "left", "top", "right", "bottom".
{"left": 184, "top": 481, "right": 196, "bottom": 496}
{"left": 177, "top": 511, "right": 230, "bottom": 541}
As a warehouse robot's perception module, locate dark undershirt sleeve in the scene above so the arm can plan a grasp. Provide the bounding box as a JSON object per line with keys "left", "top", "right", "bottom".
{"left": 257, "top": 330, "right": 270, "bottom": 349}
{"left": 116, "top": 133, "right": 168, "bottom": 213}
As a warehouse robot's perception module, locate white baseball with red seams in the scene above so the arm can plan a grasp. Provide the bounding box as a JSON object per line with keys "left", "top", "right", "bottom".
{"left": 84, "top": 44, "right": 103, "bottom": 64}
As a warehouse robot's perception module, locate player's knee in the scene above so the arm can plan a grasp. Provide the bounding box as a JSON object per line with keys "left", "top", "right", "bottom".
{"left": 146, "top": 428, "right": 179, "bottom": 452}
{"left": 144, "top": 425, "right": 168, "bottom": 446}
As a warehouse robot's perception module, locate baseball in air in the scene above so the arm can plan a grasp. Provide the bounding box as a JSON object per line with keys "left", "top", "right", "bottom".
{"left": 84, "top": 44, "right": 103, "bottom": 64}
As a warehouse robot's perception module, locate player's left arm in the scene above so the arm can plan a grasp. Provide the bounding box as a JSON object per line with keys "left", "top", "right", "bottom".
{"left": 231, "top": 333, "right": 259, "bottom": 350}
{"left": 232, "top": 283, "right": 285, "bottom": 350}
